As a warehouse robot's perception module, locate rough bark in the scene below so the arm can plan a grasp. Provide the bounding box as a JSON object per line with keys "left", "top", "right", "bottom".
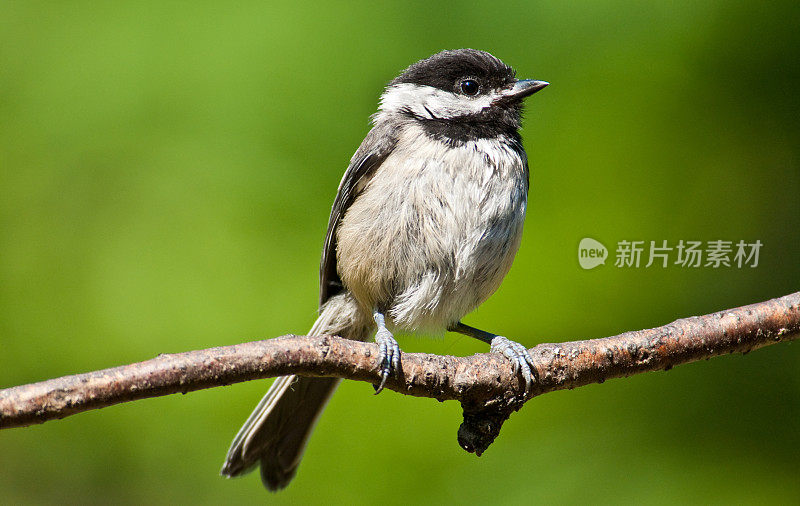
{"left": 2, "top": 292, "right": 798, "bottom": 455}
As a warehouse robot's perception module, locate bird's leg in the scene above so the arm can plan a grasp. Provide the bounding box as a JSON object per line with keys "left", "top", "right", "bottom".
{"left": 449, "top": 321, "right": 536, "bottom": 396}
{"left": 373, "top": 311, "right": 401, "bottom": 394}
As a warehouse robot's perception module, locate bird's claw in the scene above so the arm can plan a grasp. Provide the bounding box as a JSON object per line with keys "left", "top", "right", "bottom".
{"left": 374, "top": 327, "right": 401, "bottom": 394}
{"left": 490, "top": 336, "right": 536, "bottom": 396}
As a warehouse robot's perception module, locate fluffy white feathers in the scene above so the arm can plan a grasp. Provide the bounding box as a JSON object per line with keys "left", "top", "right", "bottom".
{"left": 379, "top": 82, "right": 506, "bottom": 120}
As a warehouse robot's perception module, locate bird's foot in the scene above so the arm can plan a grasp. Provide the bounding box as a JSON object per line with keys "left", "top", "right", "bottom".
{"left": 490, "top": 336, "right": 536, "bottom": 396}
{"left": 373, "top": 312, "right": 401, "bottom": 394}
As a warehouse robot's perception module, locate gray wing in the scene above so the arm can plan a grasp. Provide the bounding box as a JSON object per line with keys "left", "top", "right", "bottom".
{"left": 319, "top": 122, "right": 398, "bottom": 306}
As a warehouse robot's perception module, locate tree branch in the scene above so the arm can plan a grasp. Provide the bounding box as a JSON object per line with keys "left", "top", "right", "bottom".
{"left": 2, "top": 292, "right": 799, "bottom": 455}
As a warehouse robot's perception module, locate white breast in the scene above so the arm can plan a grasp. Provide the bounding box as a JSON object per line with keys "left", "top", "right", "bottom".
{"left": 336, "top": 122, "right": 529, "bottom": 334}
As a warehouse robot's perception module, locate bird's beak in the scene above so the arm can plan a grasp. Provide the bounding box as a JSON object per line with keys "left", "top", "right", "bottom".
{"left": 496, "top": 79, "right": 549, "bottom": 103}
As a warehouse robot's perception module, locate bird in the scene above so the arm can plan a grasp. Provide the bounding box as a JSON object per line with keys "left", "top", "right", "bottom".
{"left": 220, "top": 48, "right": 548, "bottom": 491}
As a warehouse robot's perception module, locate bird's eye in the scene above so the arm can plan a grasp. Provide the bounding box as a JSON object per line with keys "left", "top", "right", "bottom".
{"left": 460, "top": 79, "right": 479, "bottom": 96}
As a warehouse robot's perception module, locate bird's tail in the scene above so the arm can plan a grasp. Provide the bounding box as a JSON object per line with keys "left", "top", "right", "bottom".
{"left": 220, "top": 292, "right": 371, "bottom": 491}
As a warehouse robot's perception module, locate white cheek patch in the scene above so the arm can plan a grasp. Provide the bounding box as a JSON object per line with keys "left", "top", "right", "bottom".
{"left": 379, "top": 83, "right": 501, "bottom": 120}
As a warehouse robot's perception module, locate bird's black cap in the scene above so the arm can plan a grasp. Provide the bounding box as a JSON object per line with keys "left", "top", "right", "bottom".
{"left": 391, "top": 49, "right": 517, "bottom": 94}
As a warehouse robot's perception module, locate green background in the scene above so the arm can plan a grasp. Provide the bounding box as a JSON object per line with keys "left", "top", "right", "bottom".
{"left": 2, "top": 1, "right": 799, "bottom": 504}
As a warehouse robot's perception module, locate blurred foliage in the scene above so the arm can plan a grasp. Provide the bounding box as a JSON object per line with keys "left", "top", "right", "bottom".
{"left": 1, "top": 1, "right": 799, "bottom": 504}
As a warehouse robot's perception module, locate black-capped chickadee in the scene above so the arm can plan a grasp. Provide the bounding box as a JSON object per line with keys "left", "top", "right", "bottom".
{"left": 221, "top": 49, "right": 548, "bottom": 491}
